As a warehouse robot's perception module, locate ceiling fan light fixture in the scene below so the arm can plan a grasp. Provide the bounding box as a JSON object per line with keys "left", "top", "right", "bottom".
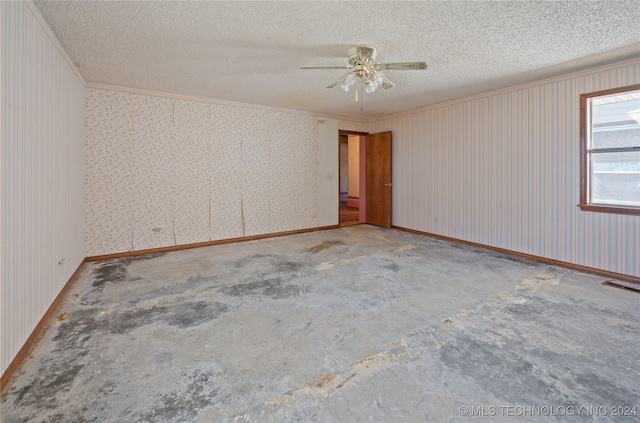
{"left": 302, "top": 45, "right": 427, "bottom": 99}
{"left": 363, "top": 71, "right": 385, "bottom": 93}
{"left": 340, "top": 73, "right": 357, "bottom": 92}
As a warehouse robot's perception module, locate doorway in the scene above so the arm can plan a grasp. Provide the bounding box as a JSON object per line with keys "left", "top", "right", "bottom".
{"left": 339, "top": 132, "right": 363, "bottom": 226}
{"left": 338, "top": 130, "right": 392, "bottom": 228}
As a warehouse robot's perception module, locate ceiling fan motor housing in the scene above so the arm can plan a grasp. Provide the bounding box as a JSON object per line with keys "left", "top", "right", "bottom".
{"left": 347, "top": 45, "right": 378, "bottom": 66}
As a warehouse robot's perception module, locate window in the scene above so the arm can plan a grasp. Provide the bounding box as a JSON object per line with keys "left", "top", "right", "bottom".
{"left": 579, "top": 84, "right": 640, "bottom": 216}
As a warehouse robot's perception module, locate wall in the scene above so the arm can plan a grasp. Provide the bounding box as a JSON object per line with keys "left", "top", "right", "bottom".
{"left": 2, "top": 1, "right": 86, "bottom": 375}
{"left": 347, "top": 135, "right": 360, "bottom": 199}
{"left": 339, "top": 137, "right": 348, "bottom": 195}
{"left": 85, "top": 89, "right": 364, "bottom": 256}
{"left": 317, "top": 118, "right": 340, "bottom": 226}
{"left": 339, "top": 119, "right": 369, "bottom": 134}
{"left": 371, "top": 59, "right": 640, "bottom": 278}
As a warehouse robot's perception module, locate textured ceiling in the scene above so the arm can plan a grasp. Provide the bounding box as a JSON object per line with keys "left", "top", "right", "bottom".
{"left": 35, "top": 0, "right": 640, "bottom": 119}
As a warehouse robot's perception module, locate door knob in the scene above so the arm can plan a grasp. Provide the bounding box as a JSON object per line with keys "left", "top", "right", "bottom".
{"left": 384, "top": 183, "right": 392, "bottom": 187}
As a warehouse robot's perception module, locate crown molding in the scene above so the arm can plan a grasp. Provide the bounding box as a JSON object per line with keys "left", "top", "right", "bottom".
{"left": 24, "top": 0, "right": 637, "bottom": 125}
{"left": 84, "top": 83, "right": 370, "bottom": 123}
{"left": 25, "top": 1, "right": 366, "bottom": 123}
{"left": 25, "top": 0, "right": 86, "bottom": 85}
{"left": 371, "top": 57, "right": 640, "bottom": 122}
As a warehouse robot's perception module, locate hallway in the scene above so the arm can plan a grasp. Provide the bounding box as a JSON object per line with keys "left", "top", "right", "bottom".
{"left": 339, "top": 202, "right": 360, "bottom": 226}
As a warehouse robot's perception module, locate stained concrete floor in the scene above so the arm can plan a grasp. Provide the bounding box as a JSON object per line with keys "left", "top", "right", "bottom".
{"left": 2, "top": 225, "right": 639, "bottom": 422}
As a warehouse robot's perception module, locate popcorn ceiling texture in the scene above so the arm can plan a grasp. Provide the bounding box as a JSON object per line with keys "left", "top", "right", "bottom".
{"left": 35, "top": 1, "right": 640, "bottom": 119}
{"left": 85, "top": 89, "right": 366, "bottom": 256}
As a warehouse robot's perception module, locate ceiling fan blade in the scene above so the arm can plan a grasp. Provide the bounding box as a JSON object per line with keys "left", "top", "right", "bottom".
{"left": 326, "top": 70, "right": 354, "bottom": 89}
{"left": 300, "top": 66, "right": 352, "bottom": 70}
{"left": 381, "top": 78, "right": 396, "bottom": 90}
{"left": 378, "top": 62, "right": 428, "bottom": 70}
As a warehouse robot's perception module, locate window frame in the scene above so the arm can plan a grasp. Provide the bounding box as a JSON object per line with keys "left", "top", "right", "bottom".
{"left": 579, "top": 84, "right": 640, "bottom": 216}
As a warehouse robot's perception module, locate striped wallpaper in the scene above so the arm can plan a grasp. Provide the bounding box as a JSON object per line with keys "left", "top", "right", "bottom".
{"left": 2, "top": 1, "right": 86, "bottom": 375}
{"left": 371, "top": 60, "right": 640, "bottom": 278}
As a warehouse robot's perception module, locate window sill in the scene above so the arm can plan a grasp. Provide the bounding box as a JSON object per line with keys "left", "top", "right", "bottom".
{"left": 578, "top": 204, "right": 640, "bottom": 216}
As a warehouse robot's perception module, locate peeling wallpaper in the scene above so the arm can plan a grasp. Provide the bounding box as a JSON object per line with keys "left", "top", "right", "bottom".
{"left": 85, "top": 89, "right": 363, "bottom": 256}
{"left": 371, "top": 60, "right": 640, "bottom": 278}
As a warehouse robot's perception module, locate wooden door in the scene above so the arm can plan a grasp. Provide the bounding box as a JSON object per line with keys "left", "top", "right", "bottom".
{"left": 365, "top": 131, "right": 392, "bottom": 227}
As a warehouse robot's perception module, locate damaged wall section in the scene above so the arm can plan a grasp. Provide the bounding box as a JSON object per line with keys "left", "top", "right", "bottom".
{"left": 85, "top": 88, "right": 366, "bottom": 256}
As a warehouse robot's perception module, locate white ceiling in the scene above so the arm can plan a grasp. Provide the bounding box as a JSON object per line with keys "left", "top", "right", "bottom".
{"left": 35, "top": 0, "right": 640, "bottom": 120}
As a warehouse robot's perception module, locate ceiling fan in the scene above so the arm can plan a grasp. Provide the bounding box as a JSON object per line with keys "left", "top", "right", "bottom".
{"left": 301, "top": 45, "right": 427, "bottom": 100}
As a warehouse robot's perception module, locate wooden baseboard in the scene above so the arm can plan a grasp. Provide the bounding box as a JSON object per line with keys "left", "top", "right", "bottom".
{"left": 9, "top": 224, "right": 632, "bottom": 390}
{"left": 2, "top": 225, "right": 344, "bottom": 389}
{"left": 1, "top": 258, "right": 88, "bottom": 391}
{"left": 86, "top": 225, "right": 340, "bottom": 262}
{"left": 392, "top": 226, "right": 640, "bottom": 284}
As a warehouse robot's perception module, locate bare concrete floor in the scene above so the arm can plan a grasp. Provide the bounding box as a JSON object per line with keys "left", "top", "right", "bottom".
{"left": 2, "top": 225, "right": 639, "bottom": 422}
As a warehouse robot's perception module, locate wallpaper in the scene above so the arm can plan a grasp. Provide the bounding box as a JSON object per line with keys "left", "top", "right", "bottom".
{"left": 3, "top": 1, "right": 86, "bottom": 375}
{"left": 339, "top": 119, "right": 370, "bottom": 134}
{"left": 85, "top": 89, "right": 346, "bottom": 256}
{"left": 371, "top": 60, "right": 640, "bottom": 278}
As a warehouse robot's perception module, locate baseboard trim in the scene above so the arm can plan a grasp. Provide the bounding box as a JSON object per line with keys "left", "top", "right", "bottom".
{"left": 1, "top": 258, "right": 88, "bottom": 391}
{"left": 392, "top": 226, "right": 640, "bottom": 284}
{"left": 0, "top": 225, "right": 340, "bottom": 390}
{"left": 9, "top": 224, "right": 632, "bottom": 390}
{"left": 86, "top": 225, "right": 340, "bottom": 262}
{"left": 2, "top": 225, "right": 343, "bottom": 389}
